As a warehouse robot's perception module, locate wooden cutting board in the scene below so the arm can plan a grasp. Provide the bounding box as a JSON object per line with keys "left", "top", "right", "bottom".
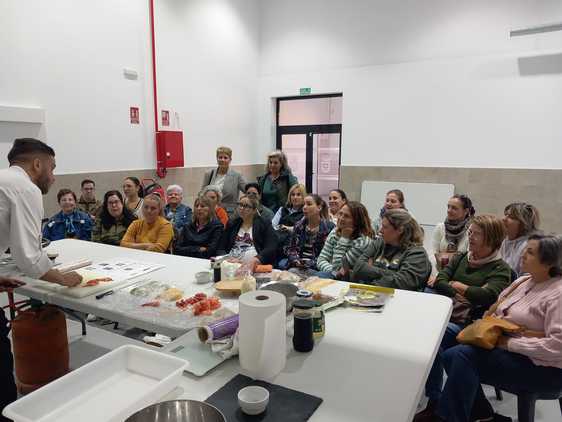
{"left": 214, "top": 276, "right": 256, "bottom": 295}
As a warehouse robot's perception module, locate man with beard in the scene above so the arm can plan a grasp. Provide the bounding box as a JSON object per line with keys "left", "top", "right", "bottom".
{"left": 0, "top": 138, "right": 82, "bottom": 420}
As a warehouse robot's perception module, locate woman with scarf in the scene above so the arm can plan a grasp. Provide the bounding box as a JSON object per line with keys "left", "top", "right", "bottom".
{"left": 257, "top": 150, "right": 298, "bottom": 213}
{"left": 432, "top": 194, "right": 475, "bottom": 270}
{"left": 43, "top": 188, "right": 93, "bottom": 241}
{"left": 415, "top": 215, "right": 512, "bottom": 422}
{"left": 500, "top": 202, "right": 540, "bottom": 277}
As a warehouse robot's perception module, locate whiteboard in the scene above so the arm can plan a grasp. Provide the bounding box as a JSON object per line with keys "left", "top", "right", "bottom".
{"left": 360, "top": 181, "right": 455, "bottom": 227}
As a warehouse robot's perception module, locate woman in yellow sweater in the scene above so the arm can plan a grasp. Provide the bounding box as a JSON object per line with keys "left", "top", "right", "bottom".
{"left": 120, "top": 193, "right": 173, "bottom": 253}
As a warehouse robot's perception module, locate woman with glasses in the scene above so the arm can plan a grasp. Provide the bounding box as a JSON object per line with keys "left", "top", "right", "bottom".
{"left": 415, "top": 215, "right": 512, "bottom": 422}
{"left": 174, "top": 196, "right": 224, "bottom": 258}
{"left": 120, "top": 193, "right": 174, "bottom": 253}
{"left": 500, "top": 202, "right": 541, "bottom": 277}
{"left": 217, "top": 195, "right": 277, "bottom": 269}
{"left": 91, "top": 190, "right": 137, "bottom": 245}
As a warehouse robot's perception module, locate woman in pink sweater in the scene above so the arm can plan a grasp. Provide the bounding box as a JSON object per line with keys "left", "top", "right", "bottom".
{"left": 428, "top": 234, "right": 562, "bottom": 422}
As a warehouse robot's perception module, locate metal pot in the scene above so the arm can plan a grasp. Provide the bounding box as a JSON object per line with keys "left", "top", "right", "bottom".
{"left": 125, "top": 400, "right": 226, "bottom": 422}
{"left": 259, "top": 282, "right": 299, "bottom": 312}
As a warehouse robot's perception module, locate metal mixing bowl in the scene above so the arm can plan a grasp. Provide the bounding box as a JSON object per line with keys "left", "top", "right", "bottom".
{"left": 125, "top": 400, "right": 226, "bottom": 422}
{"left": 259, "top": 281, "right": 299, "bottom": 312}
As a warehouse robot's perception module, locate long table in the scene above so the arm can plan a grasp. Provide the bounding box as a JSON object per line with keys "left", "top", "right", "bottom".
{"left": 5, "top": 238, "right": 452, "bottom": 422}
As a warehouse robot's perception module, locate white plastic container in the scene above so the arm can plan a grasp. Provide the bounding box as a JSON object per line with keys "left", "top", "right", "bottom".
{"left": 3, "top": 345, "right": 188, "bottom": 422}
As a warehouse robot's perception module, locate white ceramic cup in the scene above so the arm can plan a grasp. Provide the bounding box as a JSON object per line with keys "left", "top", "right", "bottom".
{"left": 237, "top": 385, "right": 269, "bottom": 415}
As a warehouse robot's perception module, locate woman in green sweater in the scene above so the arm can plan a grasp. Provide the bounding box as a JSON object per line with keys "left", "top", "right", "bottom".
{"left": 351, "top": 209, "right": 431, "bottom": 290}
{"left": 316, "top": 201, "right": 374, "bottom": 280}
{"left": 414, "top": 214, "right": 512, "bottom": 422}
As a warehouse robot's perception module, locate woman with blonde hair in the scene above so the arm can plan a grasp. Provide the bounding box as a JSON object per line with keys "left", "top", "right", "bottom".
{"left": 352, "top": 209, "right": 431, "bottom": 291}
{"left": 174, "top": 196, "right": 224, "bottom": 258}
{"left": 500, "top": 202, "right": 540, "bottom": 276}
{"left": 316, "top": 201, "right": 374, "bottom": 280}
{"left": 201, "top": 146, "right": 246, "bottom": 217}
{"left": 120, "top": 193, "right": 173, "bottom": 253}
{"left": 257, "top": 150, "right": 298, "bottom": 213}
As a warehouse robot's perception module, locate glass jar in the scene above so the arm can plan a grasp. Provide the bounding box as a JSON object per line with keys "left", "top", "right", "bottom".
{"left": 311, "top": 300, "right": 325, "bottom": 339}
{"left": 292, "top": 299, "right": 314, "bottom": 352}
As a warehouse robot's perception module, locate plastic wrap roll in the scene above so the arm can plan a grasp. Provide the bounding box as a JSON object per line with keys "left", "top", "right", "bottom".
{"left": 238, "top": 290, "right": 286, "bottom": 380}
{"left": 198, "top": 314, "right": 239, "bottom": 343}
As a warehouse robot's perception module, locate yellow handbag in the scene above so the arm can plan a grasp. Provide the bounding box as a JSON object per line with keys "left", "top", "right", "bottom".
{"left": 456, "top": 316, "right": 522, "bottom": 349}
{"left": 456, "top": 277, "right": 528, "bottom": 349}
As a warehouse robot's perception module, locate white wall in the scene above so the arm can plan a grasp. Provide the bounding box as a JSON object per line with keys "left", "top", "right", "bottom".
{"left": 258, "top": 0, "right": 562, "bottom": 169}
{"left": 0, "top": 0, "right": 260, "bottom": 173}
{"left": 0, "top": 0, "right": 154, "bottom": 173}
{"left": 155, "top": 0, "right": 261, "bottom": 166}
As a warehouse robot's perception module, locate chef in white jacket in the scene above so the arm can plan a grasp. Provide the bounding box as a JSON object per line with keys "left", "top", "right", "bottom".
{"left": 0, "top": 138, "right": 82, "bottom": 420}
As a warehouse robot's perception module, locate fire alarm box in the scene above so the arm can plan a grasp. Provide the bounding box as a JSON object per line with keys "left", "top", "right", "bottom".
{"left": 156, "top": 131, "right": 184, "bottom": 172}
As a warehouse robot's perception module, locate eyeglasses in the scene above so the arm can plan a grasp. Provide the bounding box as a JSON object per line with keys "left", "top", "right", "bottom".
{"left": 238, "top": 203, "right": 256, "bottom": 210}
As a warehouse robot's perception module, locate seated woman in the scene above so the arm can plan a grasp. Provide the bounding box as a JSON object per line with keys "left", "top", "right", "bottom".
{"left": 174, "top": 196, "right": 224, "bottom": 259}
{"left": 428, "top": 234, "right": 562, "bottom": 422}
{"left": 244, "top": 183, "right": 274, "bottom": 221}
{"left": 281, "top": 194, "right": 335, "bottom": 275}
{"left": 327, "top": 189, "right": 347, "bottom": 225}
{"left": 217, "top": 195, "right": 277, "bottom": 269}
{"left": 432, "top": 194, "right": 475, "bottom": 270}
{"left": 316, "top": 201, "right": 374, "bottom": 280}
{"left": 164, "top": 184, "right": 192, "bottom": 233}
{"left": 372, "top": 189, "right": 407, "bottom": 234}
{"left": 43, "top": 189, "right": 93, "bottom": 241}
{"left": 202, "top": 185, "right": 229, "bottom": 227}
{"left": 122, "top": 176, "right": 144, "bottom": 218}
{"left": 415, "top": 215, "right": 512, "bottom": 422}
{"left": 120, "top": 193, "right": 173, "bottom": 253}
{"left": 91, "top": 190, "right": 137, "bottom": 245}
{"left": 500, "top": 202, "right": 540, "bottom": 276}
{"left": 272, "top": 184, "right": 306, "bottom": 251}
{"left": 351, "top": 209, "right": 431, "bottom": 291}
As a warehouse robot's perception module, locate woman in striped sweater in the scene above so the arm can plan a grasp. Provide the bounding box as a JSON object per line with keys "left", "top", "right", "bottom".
{"left": 316, "top": 201, "right": 374, "bottom": 280}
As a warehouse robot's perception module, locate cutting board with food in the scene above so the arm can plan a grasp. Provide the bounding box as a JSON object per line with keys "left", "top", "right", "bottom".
{"left": 31, "top": 269, "right": 141, "bottom": 298}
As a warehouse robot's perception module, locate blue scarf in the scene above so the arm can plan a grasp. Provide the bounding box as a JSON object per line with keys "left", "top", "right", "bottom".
{"left": 63, "top": 212, "right": 77, "bottom": 237}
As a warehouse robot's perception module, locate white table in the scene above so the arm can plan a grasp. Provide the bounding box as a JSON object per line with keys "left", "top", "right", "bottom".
{"left": 5, "top": 239, "right": 452, "bottom": 422}
{"left": 3, "top": 239, "right": 230, "bottom": 337}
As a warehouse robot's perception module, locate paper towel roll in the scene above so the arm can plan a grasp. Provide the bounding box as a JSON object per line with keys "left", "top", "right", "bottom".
{"left": 238, "top": 290, "right": 286, "bottom": 380}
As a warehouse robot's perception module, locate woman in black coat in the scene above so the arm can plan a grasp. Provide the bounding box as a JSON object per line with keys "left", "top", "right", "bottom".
{"left": 175, "top": 196, "right": 224, "bottom": 258}
{"left": 218, "top": 195, "right": 277, "bottom": 268}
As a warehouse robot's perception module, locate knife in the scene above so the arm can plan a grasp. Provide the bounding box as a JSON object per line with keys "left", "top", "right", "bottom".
{"left": 95, "top": 290, "right": 114, "bottom": 300}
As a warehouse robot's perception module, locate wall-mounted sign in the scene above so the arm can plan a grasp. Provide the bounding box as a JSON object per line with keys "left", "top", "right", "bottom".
{"left": 130, "top": 107, "right": 140, "bottom": 124}
{"left": 299, "top": 87, "right": 311, "bottom": 95}
{"left": 162, "top": 110, "right": 170, "bottom": 126}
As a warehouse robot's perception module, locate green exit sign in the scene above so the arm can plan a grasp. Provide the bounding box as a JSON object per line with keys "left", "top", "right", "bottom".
{"left": 299, "top": 87, "right": 311, "bottom": 95}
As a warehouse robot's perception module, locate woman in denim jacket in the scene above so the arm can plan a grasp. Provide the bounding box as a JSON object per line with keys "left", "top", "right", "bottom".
{"left": 43, "top": 189, "right": 93, "bottom": 241}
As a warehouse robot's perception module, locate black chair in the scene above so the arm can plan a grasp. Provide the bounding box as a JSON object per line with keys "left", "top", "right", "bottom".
{"left": 491, "top": 386, "right": 562, "bottom": 422}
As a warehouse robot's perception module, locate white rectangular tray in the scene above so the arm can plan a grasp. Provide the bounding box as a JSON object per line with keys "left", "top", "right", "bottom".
{"left": 3, "top": 345, "right": 188, "bottom": 422}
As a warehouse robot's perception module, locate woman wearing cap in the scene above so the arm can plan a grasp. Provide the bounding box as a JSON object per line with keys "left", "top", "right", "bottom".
{"left": 201, "top": 146, "right": 246, "bottom": 217}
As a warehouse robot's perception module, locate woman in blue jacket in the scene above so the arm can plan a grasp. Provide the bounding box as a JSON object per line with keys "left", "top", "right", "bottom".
{"left": 43, "top": 189, "right": 93, "bottom": 241}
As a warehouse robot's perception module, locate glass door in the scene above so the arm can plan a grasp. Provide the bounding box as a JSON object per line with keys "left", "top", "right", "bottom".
{"left": 276, "top": 94, "right": 343, "bottom": 199}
